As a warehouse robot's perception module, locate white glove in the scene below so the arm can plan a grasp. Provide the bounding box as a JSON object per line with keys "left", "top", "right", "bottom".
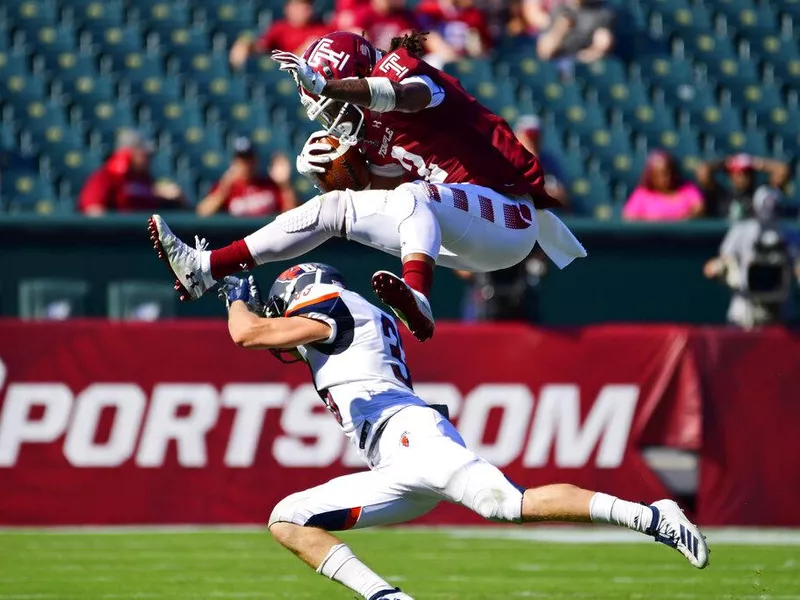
{"left": 296, "top": 131, "right": 337, "bottom": 176}
{"left": 271, "top": 50, "right": 327, "bottom": 95}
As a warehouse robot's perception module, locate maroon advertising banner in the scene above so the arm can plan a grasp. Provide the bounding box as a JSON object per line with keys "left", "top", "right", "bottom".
{"left": 0, "top": 319, "right": 782, "bottom": 526}
{"left": 694, "top": 328, "right": 800, "bottom": 526}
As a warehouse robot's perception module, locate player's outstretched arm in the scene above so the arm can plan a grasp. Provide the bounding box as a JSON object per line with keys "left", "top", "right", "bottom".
{"left": 323, "top": 77, "right": 433, "bottom": 113}
{"left": 227, "top": 302, "right": 331, "bottom": 349}
{"left": 270, "top": 50, "right": 431, "bottom": 113}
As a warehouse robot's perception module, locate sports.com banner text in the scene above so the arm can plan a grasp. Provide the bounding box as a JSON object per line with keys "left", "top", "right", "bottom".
{"left": 0, "top": 321, "right": 797, "bottom": 526}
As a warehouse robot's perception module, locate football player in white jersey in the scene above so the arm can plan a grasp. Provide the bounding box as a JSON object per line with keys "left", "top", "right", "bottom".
{"left": 218, "top": 262, "right": 709, "bottom": 600}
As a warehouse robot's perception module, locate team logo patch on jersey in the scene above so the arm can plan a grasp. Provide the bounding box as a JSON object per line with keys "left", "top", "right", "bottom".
{"left": 308, "top": 38, "right": 351, "bottom": 71}
{"left": 400, "top": 432, "right": 410, "bottom": 447}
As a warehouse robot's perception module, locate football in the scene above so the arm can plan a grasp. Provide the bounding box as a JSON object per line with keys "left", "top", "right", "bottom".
{"left": 310, "top": 135, "right": 371, "bottom": 193}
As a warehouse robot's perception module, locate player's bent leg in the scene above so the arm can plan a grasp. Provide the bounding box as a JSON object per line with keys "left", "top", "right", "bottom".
{"left": 148, "top": 191, "right": 349, "bottom": 300}
{"left": 242, "top": 190, "right": 345, "bottom": 265}
{"left": 432, "top": 183, "right": 539, "bottom": 272}
{"left": 369, "top": 182, "right": 439, "bottom": 341}
{"left": 372, "top": 267, "right": 435, "bottom": 342}
{"left": 269, "top": 523, "right": 414, "bottom": 600}
{"left": 267, "top": 470, "right": 436, "bottom": 599}
{"left": 379, "top": 406, "right": 525, "bottom": 522}
{"left": 519, "top": 485, "right": 709, "bottom": 569}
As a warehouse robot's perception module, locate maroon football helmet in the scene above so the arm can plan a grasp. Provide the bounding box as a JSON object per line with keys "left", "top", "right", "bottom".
{"left": 299, "top": 31, "right": 380, "bottom": 145}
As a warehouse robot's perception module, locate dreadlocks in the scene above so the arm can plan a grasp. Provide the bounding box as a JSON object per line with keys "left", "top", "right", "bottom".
{"left": 389, "top": 31, "right": 428, "bottom": 57}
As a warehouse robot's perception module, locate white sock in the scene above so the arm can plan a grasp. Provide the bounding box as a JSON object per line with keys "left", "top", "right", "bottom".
{"left": 200, "top": 251, "right": 213, "bottom": 280}
{"left": 589, "top": 492, "right": 653, "bottom": 533}
{"left": 317, "top": 543, "right": 394, "bottom": 599}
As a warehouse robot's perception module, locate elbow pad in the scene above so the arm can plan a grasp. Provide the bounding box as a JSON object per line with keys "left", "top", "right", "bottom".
{"left": 366, "top": 77, "right": 397, "bottom": 112}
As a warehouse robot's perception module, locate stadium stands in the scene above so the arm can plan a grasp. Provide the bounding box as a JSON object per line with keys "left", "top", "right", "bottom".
{"left": 0, "top": 0, "right": 797, "bottom": 214}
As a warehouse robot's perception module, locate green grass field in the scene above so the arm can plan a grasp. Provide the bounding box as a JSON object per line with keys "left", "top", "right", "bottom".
{"left": 1, "top": 528, "right": 798, "bottom": 599}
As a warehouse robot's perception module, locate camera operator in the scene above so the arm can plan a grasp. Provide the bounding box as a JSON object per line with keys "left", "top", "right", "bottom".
{"left": 703, "top": 187, "right": 800, "bottom": 329}
{"left": 457, "top": 251, "right": 547, "bottom": 322}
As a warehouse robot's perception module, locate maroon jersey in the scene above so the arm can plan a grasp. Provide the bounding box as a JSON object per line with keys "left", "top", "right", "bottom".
{"left": 362, "top": 48, "right": 560, "bottom": 210}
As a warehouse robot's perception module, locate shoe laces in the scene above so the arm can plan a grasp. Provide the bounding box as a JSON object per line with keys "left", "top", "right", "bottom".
{"left": 194, "top": 236, "right": 208, "bottom": 252}
{"left": 657, "top": 518, "right": 678, "bottom": 547}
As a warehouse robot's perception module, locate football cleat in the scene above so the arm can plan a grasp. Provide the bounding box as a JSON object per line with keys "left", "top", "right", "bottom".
{"left": 148, "top": 214, "right": 214, "bottom": 301}
{"left": 371, "top": 270, "right": 435, "bottom": 342}
{"left": 646, "top": 499, "right": 709, "bottom": 569}
{"left": 367, "top": 589, "right": 414, "bottom": 600}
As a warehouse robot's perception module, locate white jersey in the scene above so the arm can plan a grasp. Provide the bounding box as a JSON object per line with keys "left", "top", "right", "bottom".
{"left": 285, "top": 283, "right": 427, "bottom": 455}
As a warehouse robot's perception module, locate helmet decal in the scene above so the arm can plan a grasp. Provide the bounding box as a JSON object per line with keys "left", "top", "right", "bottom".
{"left": 297, "top": 31, "right": 378, "bottom": 145}
{"left": 307, "top": 38, "right": 352, "bottom": 72}
{"left": 277, "top": 263, "right": 319, "bottom": 282}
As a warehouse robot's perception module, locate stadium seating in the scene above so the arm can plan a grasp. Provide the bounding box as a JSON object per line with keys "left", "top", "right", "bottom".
{"left": 107, "top": 280, "right": 176, "bottom": 320}
{"left": 18, "top": 278, "right": 89, "bottom": 319}
{"left": 0, "top": 0, "right": 798, "bottom": 215}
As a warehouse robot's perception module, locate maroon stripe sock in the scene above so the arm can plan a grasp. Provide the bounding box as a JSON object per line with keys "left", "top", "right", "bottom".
{"left": 210, "top": 240, "right": 256, "bottom": 279}
{"left": 402, "top": 260, "right": 433, "bottom": 298}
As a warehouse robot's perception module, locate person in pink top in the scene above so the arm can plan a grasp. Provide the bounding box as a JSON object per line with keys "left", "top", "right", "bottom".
{"left": 623, "top": 150, "right": 704, "bottom": 221}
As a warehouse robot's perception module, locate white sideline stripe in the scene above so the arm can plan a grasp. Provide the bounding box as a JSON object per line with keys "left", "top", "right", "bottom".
{"left": 441, "top": 526, "right": 800, "bottom": 545}
{"left": 2, "top": 525, "right": 800, "bottom": 545}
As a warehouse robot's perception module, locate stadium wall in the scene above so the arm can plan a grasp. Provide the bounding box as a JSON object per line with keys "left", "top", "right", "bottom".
{"left": 0, "top": 321, "right": 797, "bottom": 527}
{"left": 0, "top": 215, "right": 734, "bottom": 323}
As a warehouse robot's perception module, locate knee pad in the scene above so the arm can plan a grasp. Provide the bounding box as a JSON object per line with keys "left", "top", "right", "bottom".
{"left": 472, "top": 486, "right": 524, "bottom": 523}
{"left": 268, "top": 492, "right": 308, "bottom": 528}
{"left": 461, "top": 461, "right": 524, "bottom": 523}
{"left": 385, "top": 182, "right": 422, "bottom": 227}
{"left": 275, "top": 190, "right": 346, "bottom": 234}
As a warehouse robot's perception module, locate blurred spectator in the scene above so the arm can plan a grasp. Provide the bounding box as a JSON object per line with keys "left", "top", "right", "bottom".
{"left": 334, "top": 0, "right": 370, "bottom": 30}
{"left": 197, "top": 138, "right": 297, "bottom": 218}
{"left": 78, "top": 130, "right": 185, "bottom": 216}
{"left": 337, "top": 0, "right": 419, "bottom": 51}
{"left": 622, "top": 150, "right": 704, "bottom": 221}
{"left": 697, "top": 154, "right": 791, "bottom": 221}
{"left": 514, "top": 115, "right": 569, "bottom": 206}
{"left": 456, "top": 251, "right": 547, "bottom": 322}
{"left": 472, "top": 0, "right": 511, "bottom": 39}
{"left": 230, "top": 0, "right": 331, "bottom": 68}
{"left": 537, "top": 0, "right": 615, "bottom": 63}
{"left": 505, "top": 0, "right": 530, "bottom": 37}
{"left": 522, "top": 0, "right": 563, "bottom": 33}
{"left": 415, "top": 0, "right": 492, "bottom": 66}
{"left": 703, "top": 187, "right": 799, "bottom": 329}
{"left": 507, "top": 0, "right": 565, "bottom": 37}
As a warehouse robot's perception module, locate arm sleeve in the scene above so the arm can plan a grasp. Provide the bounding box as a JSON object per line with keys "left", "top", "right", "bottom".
{"left": 78, "top": 169, "right": 112, "bottom": 213}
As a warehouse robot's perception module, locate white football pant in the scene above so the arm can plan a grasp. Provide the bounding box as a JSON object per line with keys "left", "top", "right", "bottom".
{"left": 245, "top": 181, "right": 541, "bottom": 273}
{"left": 269, "top": 406, "right": 524, "bottom": 530}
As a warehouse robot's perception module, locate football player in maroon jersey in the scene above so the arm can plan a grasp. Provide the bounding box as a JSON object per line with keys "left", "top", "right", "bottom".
{"left": 149, "top": 31, "right": 586, "bottom": 341}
